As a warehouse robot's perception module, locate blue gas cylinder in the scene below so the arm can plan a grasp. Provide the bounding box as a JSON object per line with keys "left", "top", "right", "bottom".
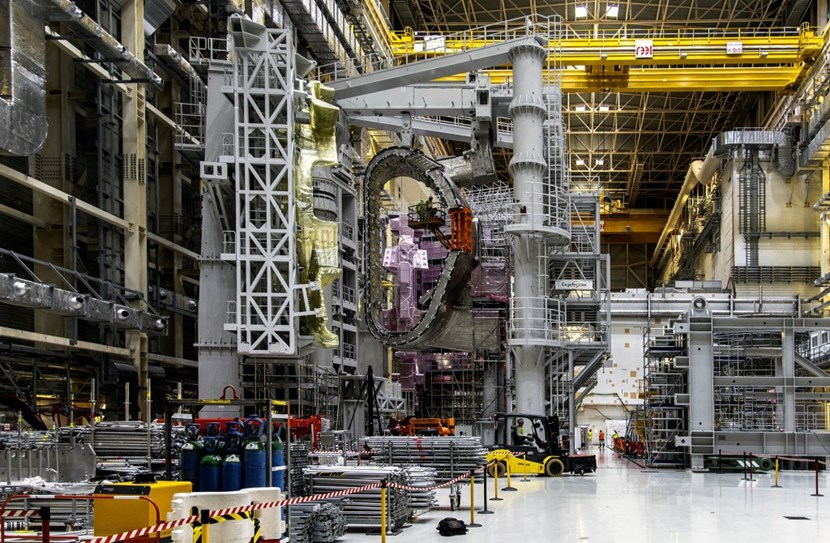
{"left": 180, "top": 424, "right": 202, "bottom": 490}
{"left": 222, "top": 454, "right": 242, "bottom": 491}
{"left": 243, "top": 416, "right": 266, "bottom": 488}
{"left": 199, "top": 437, "right": 222, "bottom": 492}
{"left": 271, "top": 437, "right": 285, "bottom": 491}
{"left": 222, "top": 422, "right": 244, "bottom": 492}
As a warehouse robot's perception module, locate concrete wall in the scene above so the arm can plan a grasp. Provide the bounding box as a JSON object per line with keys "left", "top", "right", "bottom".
{"left": 689, "top": 161, "right": 819, "bottom": 298}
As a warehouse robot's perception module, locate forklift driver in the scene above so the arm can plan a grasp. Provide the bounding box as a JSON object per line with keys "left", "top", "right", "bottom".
{"left": 512, "top": 418, "right": 533, "bottom": 446}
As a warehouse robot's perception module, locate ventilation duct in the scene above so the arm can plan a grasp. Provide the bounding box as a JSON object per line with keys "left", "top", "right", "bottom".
{"left": 44, "top": 0, "right": 162, "bottom": 88}
{"left": 0, "top": 0, "right": 163, "bottom": 156}
{"left": 775, "top": 136, "right": 796, "bottom": 177}
{"left": 0, "top": 0, "right": 48, "bottom": 156}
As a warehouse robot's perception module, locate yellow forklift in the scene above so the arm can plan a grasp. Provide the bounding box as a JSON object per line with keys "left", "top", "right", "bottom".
{"left": 486, "top": 413, "right": 597, "bottom": 476}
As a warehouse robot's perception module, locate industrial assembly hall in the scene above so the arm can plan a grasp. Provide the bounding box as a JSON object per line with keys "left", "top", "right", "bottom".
{"left": 2, "top": 0, "right": 830, "bottom": 540}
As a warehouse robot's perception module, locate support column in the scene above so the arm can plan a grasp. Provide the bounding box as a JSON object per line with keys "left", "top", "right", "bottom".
{"left": 508, "top": 40, "right": 548, "bottom": 415}
{"left": 821, "top": 163, "right": 830, "bottom": 313}
{"left": 121, "top": 0, "right": 149, "bottom": 418}
{"left": 781, "top": 323, "right": 796, "bottom": 431}
{"left": 688, "top": 315, "right": 713, "bottom": 469}
{"left": 568, "top": 350, "right": 576, "bottom": 454}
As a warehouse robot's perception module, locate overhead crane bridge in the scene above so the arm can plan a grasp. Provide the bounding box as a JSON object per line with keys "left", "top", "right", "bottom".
{"left": 324, "top": 16, "right": 825, "bottom": 92}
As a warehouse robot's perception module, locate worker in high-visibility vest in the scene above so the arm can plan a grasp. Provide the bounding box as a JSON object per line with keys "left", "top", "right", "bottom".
{"left": 598, "top": 429, "right": 606, "bottom": 450}
{"left": 586, "top": 428, "right": 594, "bottom": 449}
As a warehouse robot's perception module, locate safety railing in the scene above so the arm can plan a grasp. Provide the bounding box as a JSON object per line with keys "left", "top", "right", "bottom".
{"left": 222, "top": 231, "right": 236, "bottom": 255}
{"left": 188, "top": 36, "right": 230, "bottom": 65}
{"left": 508, "top": 297, "right": 564, "bottom": 346}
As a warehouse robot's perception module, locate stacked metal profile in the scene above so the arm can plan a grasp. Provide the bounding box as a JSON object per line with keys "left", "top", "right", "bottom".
{"left": 57, "top": 421, "right": 180, "bottom": 477}
{"left": 290, "top": 441, "right": 311, "bottom": 495}
{"left": 363, "top": 436, "right": 486, "bottom": 482}
{"left": 401, "top": 467, "right": 438, "bottom": 512}
{"left": 288, "top": 502, "right": 347, "bottom": 543}
{"left": 304, "top": 466, "right": 410, "bottom": 532}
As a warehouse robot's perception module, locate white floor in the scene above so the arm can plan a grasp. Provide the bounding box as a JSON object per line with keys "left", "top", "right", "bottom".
{"left": 341, "top": 447, "right": 830, "bottom": 542}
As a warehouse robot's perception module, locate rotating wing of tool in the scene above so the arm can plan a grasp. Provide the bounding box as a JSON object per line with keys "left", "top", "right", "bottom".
{"left": 296, "top": 81, "right": 341, "bottom": 348}
{"left": 363, "top": 147, "right": 499, "bottom": 352}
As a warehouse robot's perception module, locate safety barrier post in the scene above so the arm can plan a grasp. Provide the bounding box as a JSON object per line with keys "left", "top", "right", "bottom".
{"left": 479, "top": 465, "right": 493, "bottom": 514}
{"left": 771, "top": 457, "right": 782, "bottom": 488}
{"left": 380, "top": 479, "right": 388, "bottom": 542}
{"left": 741, "top": 452, "right": 748, "bottom": 481}
{"left": 748, "top": 453, "right": 754, "bottom": 482}
{"left": 491, "top": 463, "right": 503, "bottom": 501}
{"left": 40, "top": 507, "right": 50, "bottom": 543}
{"left": 468, "top": 472, "right": 481, "bottom": 528}
{"left": 521, "top": 453, "right": 529, "bottom": 482}
{"left": 811, "top": 460, "right": 823, "bottom": 497}
{"left": 201, "top": 509, "right": 210, "bottom": 543}
{"left": 503, "top": 454, "right": 517, "bottom": 492}
{"left": 718, "top": 450, "right": 722, "bottom": 474}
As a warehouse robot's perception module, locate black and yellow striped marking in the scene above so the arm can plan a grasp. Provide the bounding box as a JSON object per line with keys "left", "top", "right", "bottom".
{"left": 192, "top": 512, "right": 262, "bottom": 543}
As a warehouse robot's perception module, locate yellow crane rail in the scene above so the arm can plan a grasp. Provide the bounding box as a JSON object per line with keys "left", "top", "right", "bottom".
{"left": 432, "top": 65, "right": 806, "bottom": 92}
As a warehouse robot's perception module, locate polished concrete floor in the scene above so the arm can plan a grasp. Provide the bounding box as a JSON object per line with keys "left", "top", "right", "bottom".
{"left": 343, "top": 447, "right": 830, "bottom": 542}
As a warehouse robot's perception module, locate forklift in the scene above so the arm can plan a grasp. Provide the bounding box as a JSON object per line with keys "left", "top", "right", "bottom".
{"left": 486, "top": 413, "right": 597, "bottom": 476}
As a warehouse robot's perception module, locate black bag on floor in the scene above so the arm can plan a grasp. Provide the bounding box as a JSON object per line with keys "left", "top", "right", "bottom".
{"left": 437, "top": 517, "right": 468, "bottom": 536}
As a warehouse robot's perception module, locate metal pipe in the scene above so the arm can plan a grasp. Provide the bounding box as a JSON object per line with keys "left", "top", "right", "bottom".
{"left": 43, "top": 0, "right": 163, "bottom": 88}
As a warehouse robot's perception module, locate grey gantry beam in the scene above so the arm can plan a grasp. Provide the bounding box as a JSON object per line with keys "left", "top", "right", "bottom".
{"left": 349, "top": 116, "right": 474, "bottom": 143}
{"left": 337, "top": 85, "right": 479, "bottom": 117}
{"left": 337, "top": 84, "right": 513, "bottom": 117}
{"left": 349, "top": 114, "right": 514, "bottom": 148}
{"left": 330, "top": 36, "right": 545, "bottom": 99}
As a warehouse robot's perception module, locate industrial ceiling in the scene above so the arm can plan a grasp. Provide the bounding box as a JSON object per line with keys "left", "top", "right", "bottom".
{"left": 388, "top": 0, "right": 807, "bottom": 208}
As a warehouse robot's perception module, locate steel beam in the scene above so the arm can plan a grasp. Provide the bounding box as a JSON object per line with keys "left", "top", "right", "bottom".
{"left": 330, "top": 36, "right": 544, "bottom": 99}
{"left": 349, "top": 116, "right": 474, "bottom": 143}
{"left": 337, "top": 85, "right": 479, "bottom": 116}
{"left": 713, "top": 376, "right": 830, "bottom": 387}
{"left": 0, "top": 163, "right": 129, "bottom": 230}
{"left": 688, "top": 316, "right": 714, "bottom": 430}
{"left": 388, "top": 28, "right": 823, "bottom": 66}
{"left": 435, "top": 66, "right": 805, "bottom": 92}
{"left": 0, "top": 326, "right": 131, "bottom": 356}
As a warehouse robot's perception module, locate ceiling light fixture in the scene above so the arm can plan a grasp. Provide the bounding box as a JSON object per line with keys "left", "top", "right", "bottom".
{"left": 605, "top": 5, "right": 619, "bottom": 18}
{"left": 575, "top": 159, "right": 585, "bottom": 166}
{"left": 595, "top": 158, "right": 605, "bottom": 166}
{"left": 575, "top": 5, "right": 588, "bottom": 18}
{"left": 575, "top": 105, "right": 587, "bottom": 112}
{"left": 599, "top": 105, "right": 610, "bottom": 112}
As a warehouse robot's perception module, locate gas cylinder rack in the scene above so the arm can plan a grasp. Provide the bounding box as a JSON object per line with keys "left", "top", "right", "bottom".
{"left": 162, "top": 396, "right": 291, "bottom": 489}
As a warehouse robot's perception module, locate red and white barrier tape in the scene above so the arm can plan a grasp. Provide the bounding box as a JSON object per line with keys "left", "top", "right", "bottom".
{"left": 87, "top": 482, "right": 384, "bottom": 543}
{"left": 388, "top": 470, "right": 476, "bottom": 492}
{"left": 89, "top": 465, "right": 495, "bottom": 543}
{"left": 1, "top": 510, "right": 36, "bottom": 518}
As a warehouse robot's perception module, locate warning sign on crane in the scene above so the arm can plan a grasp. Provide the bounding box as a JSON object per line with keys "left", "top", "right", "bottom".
{"left": 635, "top": 39, "right": 653, "bottom": 59}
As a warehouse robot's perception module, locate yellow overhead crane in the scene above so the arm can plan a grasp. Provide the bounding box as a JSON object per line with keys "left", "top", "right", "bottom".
{"left": 380, "top": 25, "right": 824, "bottom": 92}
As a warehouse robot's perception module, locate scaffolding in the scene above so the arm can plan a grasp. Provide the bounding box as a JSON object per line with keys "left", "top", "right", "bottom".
{"left": 642, "top": 324, "right": 687, "bottom": 468}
